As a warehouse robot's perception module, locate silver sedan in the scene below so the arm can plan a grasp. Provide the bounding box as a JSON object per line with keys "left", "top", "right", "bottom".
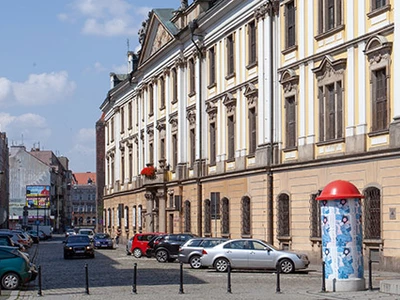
{"left": 200, "top": 238, "right": 309, "bottom": 273}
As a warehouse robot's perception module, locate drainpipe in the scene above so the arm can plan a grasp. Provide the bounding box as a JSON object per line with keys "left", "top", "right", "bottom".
{"left": 189, "top": 19, "right": 203, "bottom": 236}
{"left": 266, "top": 1, "right": 278, "bottom": 244}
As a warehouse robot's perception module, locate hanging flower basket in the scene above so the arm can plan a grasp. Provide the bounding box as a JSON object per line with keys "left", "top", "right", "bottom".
{"left": 141, "top": 165, "right": 156, "bottom": 179}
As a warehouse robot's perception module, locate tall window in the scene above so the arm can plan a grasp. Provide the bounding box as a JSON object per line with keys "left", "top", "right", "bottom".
{"left": 204, "top": 199, "right": 211, "bottom": 236}
{"left": 129, "top": 150, "right": 133, "bottom": 181}
{"left": 120, "top": 107, "right": 125, "bottom": 133}
{"left": 241, "top": 196, "right": 251, "bottom": 236}
{"left": 249, "top": 108, "right": 256, "bottom": 155}
{"left": 189, "top": 58, "right": 195, "bottom": 95}
{"left": 149, "top": 142, "right": 154, "bottom": 164}
{"left": 278, "top": 193, "right": 290, "bottom": 237}
{"left": 318, "top": 81, "right": 343, "bottom": 141}
{"left": 372, "top": 68, "right": 388, "bottom": 131}
{"left": 160, "top": 138, "right": 165, "bottom": 160}
{"left": 121, "top": 151, "right": 125, "bottom": 183}
{"left": 227, "top": 115, "right": 235, "bottom": 160}
{"left": 128, "top": 102, "right": 132, "bottom": 129}
{"left": 226, "top": 34, "right": 235, "bottom": 76}
{"left": 285, "top": 1, "right": 296, "bottom": 48}
{"left": 364, "top": 187, "right": 381, "bottom": 240}
{"left": 372, "top": 0, "right": 386, "bottom": 10}
{"left": 208, "top": 47, "right": 216, "bottom": 86}
{"left": 209, "top": 122, "right": 216, "bottom": 165}
{"left": 172, "top": 68, "right": 177, "bottom": 103}
{"left": 248, "top": 21, "right": 257, "bottom": 65}
{"left": 318, "top": 0, "right": 342, "bottom": 34}
{"left": 184, "top": 200, "right": 191, "bottom": 233}
{"left": 211, "top": 192, "right": 220, "bottom": 219}
{"left": 310, "top": 192, "right": 321, "bottom": 239}
{"left": 160, "top": 77, "right": 165, "bottom": 108}
{"left": 285, "top": 96, "right": 296, "bottom": 148}
{"left": 221, "top": 198, "right": 230, "bottom": 237}
{"left": 190, "top": 128, "right": 195, "bottom": 168}
{"left": 110, "top": 117, "right": 114, "bottom": 142}
{"left": 132, "top": 205, "right": 137, "bottom": 232}
{"left": 149, "top": 84, "right": 154, "bottom": 116}
{"left": 172, "top": 134, "right": 178, "bottom": 170}
{"left": 124, "top": 206, "right": 129, "bottom": 229}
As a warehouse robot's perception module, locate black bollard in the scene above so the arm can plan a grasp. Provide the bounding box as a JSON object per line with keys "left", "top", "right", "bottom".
{"left": 38, "top": 265, "right": 42, "bottom": 296}
{"left": 321, "top": 261, "right": 326, "bottom": 292}
{"left": 227, "top": 262, "right": 232, "bottom": 293}
{"left": 85, "top": 263, "right": 89, "bottom": 295}
{"left": 276, "top": 264, "right": 281, "bottom": 293}
{"left": 133, "top": 263, "right": 137, "bottom": 294}
{"left": 368, "top": 259, "right": 373, "bottom": 291}
{"left": 179, "top": 261, "right": 184, "bottom": 294}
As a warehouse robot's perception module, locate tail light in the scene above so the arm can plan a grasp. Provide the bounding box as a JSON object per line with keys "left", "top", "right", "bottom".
{"left": 202, "top": 249, "right": 208, "bottom": 255}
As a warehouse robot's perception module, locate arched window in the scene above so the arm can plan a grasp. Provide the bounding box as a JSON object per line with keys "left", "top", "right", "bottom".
{"left": 184, "top": 200, "right": 191, "bottom": 233}
{"left": 278, "top": 193, "right": 290, "bottom": 237}
{"left": 221, "top": 198, "right": 230, "bottom": 237}
{"left": 241, "top": 196, "right": 251, "bottom": 236}
{"left": 364, "top": 187, "right": 381, "bottom": 240}
{"left": 204, "top": 199, "right": 211, "bottom": 236}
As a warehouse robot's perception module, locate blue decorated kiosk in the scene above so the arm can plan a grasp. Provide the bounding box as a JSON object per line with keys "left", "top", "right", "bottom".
{"left": 316, "top": 180, "right": 365, "bottom": 292}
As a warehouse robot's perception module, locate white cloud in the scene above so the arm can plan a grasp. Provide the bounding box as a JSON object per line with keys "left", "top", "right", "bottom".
{"left": 0, "top": 113, "right": 51, "bottom": 144}
{"left": 111, "top": 63, "right": 128, "bottom": 74}
{"left": 57, "top": 13, "right": 70, "bottom": 22}
{"left": 76, "top": 128, "right": 95, "bottom": 144}
{"left": 0, "top": 72, "right": 76, "bottom": 107}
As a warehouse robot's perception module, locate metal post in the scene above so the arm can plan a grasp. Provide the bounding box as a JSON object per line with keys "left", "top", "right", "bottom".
{"left": 368, "top": 259, "right": 373, "bottom": 291}
{"left": 85, "top": 263, "right": 89, "bottom": 294}
{"left": 179, "top": 261, "right": 184, "bottom": 294}
{"left": 227, "top": 262, "right": 232, "bottom": 293}
{"left": 321, "top": 261, "right": 326, "bottom": 292}
{"left": 132, "top": 263, "right": 137, "bottom": 294}
{"left": 276, "top": 264, "right": 281, "bottom": 293}
{"left": 38, "top": 265, "right": 42, "bottom": 296}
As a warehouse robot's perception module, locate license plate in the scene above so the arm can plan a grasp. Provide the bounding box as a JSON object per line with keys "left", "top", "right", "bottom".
{"left": 76, "top": 250, "right": 84, "bottom": 253}
{"left": 101, "top": 245, "right": 108, "bottom": 247}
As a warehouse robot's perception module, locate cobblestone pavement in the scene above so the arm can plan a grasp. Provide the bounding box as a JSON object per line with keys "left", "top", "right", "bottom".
{"left": 8, "top": 235, "right": 400, "bottom": 300}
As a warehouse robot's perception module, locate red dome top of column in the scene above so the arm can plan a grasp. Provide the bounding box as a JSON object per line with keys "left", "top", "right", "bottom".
{"left": 316, "top": 180, "right": 364, "bottom": 201}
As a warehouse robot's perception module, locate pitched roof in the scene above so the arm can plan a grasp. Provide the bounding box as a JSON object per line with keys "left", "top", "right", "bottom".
{"left": 73, "top": 172, "right": 96, "bottom": 185}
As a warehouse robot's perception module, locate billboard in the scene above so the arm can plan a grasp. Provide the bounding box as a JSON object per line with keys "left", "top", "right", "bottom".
{"left": 26, "top": 185, "right": 50, "bottom": 209}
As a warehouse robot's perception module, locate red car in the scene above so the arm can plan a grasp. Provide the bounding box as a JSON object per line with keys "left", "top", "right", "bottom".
{"left": 126, "top": 232, "right": 164, "bottom": 258}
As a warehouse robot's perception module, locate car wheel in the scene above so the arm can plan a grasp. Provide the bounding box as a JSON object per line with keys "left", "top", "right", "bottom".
{"left": 1, "top": 272, "right": 20, "bottom": 290}
{"left": 189, "top": 255, "right": 202, "bottom": 269}
{"left": 156, "top": 250, "right": 168, "bottom": 263}
{"left": 214, "top": 258, "right": 229, "bottom": 272}
{"left": 278, "top": 258, "right": 294, "bottom": 274}
{"left": 133, "top": 248, "right": 142, "bottom": 258}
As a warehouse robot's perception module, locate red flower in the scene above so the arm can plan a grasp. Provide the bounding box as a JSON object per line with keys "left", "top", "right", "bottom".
{"left": 140, "top": 166, "right": 156, "bottom": 178}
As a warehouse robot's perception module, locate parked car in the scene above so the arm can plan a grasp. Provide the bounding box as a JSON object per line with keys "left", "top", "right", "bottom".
{"left": 200, "top": 239, "right": 310, "bottom": 273}
{"left": 93, "top": 233, "right": 113, "bottom": 249}
{"left": 63, "top": 234, "right": 95, "bottom": 259}
{"left": 12, "top": 230, "right": 33, "bottom": 248}
{"left": 78, "top": 229, "right": 95, "bottom": 241}
{"left": 178, "top": 237, "right": 228, "bottom": 269}
{"left": 0, "top": 246, "right": 37, "bottom": 290}
{"left": 0, "top": 232, "right": 26, "bottom": 252}
{"left": 65, "top": 229, "right": 76, "bottom": 238}
{"left": 148, "top": 234, "right": 196, "bottom": 263}
{"left": 27, "top": 230, "right": 47, "bottom": 241}
{"left": 126, "top": 232, "right": 165, "bottom": 258}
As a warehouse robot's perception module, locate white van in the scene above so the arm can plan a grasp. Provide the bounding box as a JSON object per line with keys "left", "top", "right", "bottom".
{"left": 78, "top": 229, "right": 95, "bottom": 240}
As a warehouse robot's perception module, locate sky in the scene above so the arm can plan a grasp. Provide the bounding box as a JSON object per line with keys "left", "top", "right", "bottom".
{"left": 0, "top": 0, "right": 181, "bottom": 173}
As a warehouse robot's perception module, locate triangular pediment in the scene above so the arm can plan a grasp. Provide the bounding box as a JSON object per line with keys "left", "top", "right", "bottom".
{"left": 139, "top": 9, "right": 177, "bottom": 66}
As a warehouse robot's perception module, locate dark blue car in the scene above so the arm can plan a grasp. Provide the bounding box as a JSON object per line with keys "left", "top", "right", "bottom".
{"left": 93, "top": 233, "right": 113, "bottom": 249}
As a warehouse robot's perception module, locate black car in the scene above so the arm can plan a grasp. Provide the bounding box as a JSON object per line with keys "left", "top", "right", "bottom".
{"left": 63, "top": 234, "right": 95, "bottom": 259}
{"left": 149, "top": 234, "right": 196, "bottom": 263}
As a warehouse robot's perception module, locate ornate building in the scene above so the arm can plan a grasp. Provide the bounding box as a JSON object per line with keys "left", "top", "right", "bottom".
{"left": 100, "top": 0, "right": 400, "bottom": 270}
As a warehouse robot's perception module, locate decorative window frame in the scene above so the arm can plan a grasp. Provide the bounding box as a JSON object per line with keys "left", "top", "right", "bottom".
{"left": 223, "top": 93, "right": 237, "bottom": 162}
{"left": 244, "top": 84, "right": 258, "bottom": 156}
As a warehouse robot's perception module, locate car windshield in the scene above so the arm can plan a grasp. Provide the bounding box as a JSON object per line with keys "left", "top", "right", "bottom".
{"left": 95, "top": 234, "right": 110, "bottom": 239}
{"left": 80, "top": 230, "right": 92, "bottom": 235}
{"left": 68, "top": 236, "right": 90, "bottom": 243}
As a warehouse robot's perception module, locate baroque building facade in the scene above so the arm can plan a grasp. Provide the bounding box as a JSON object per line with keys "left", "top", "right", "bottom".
{"left": 100, "top": 0, "right": 400, "bottom": 270}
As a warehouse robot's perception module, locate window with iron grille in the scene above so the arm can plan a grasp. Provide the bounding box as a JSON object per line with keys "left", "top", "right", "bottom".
{"left": 372, "top": 0, "right": 386, "bottom": 10}
{"left": 226, "top": 34, "right": 235, "bottom": 76}
{"left": 318, "top": 81, "right": 343, "bottom": 142}
{"left": 248, "top": 107, "right": 256, "bottom": 155}
{"left": 228, "top": 115, "right": 235, "bottom": 160}
{"left": 160, "top": 76, "right": 165, "bottom": 108}
{"left": 318, "top": 0, "right": 342, "bottom": 34}
{"left": 211, "top": 192, "right": 220, "bottom": 219}
{"left": 310, "top": 193, "right": 321, "bottom": 239}
{"left": 184, "top": 200, "right": 191, "bottom": 233}
{"left": 189, "top": 58, "right": 195, "bottom": 95}
{"left": 364, "top": 187, "right": 381, "bottom": 240}
{"left": 221, "top": 198, "right": 230, "bottom": 236}
{"left": 372, "top": 68, "right": 388, "bottom": 132}
{"left": 285, "top": 96, "right": 296, "bottom": 148}
{"left": 209, "top": 47, "right": 216, "bottom": 85}
{"left": 285, "top": 1, "right": 296, "bottom": 48}
{"left": 172, "top": 134, "right": 178, "bottom": 170}
{"left": 132, "top": 205, "right": 136, "bottom": 231}
{"left": 120, "top": 107, "right": 125, "bottom": 133}
{"left": 241, "top": 196, "right": 251, "bottom": 236}
{"left": 210, "top": 122, "right": 216, "bottom": 165}
{"left": 175, "top": 195, "right": 182, "bottom": 212}
{"left": 204, "top": 199, "right": 211, "bottom": 235}
{"left": 190, "top": 128, "right": 195, "bottom": 168}
{"left": 149, "top": 84, "right": 154, "bottom": 116}
{"left": 248, "top": 21, "right": 257, "bottom": 65}
{"left": 277, "top": 193, "right": 290, "bottom": 237}
{"left": 172, "top": 68, "right": 178, "bottom": 103}
{"left": 128, "top": 102, "right": 132, "bottom": 129}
